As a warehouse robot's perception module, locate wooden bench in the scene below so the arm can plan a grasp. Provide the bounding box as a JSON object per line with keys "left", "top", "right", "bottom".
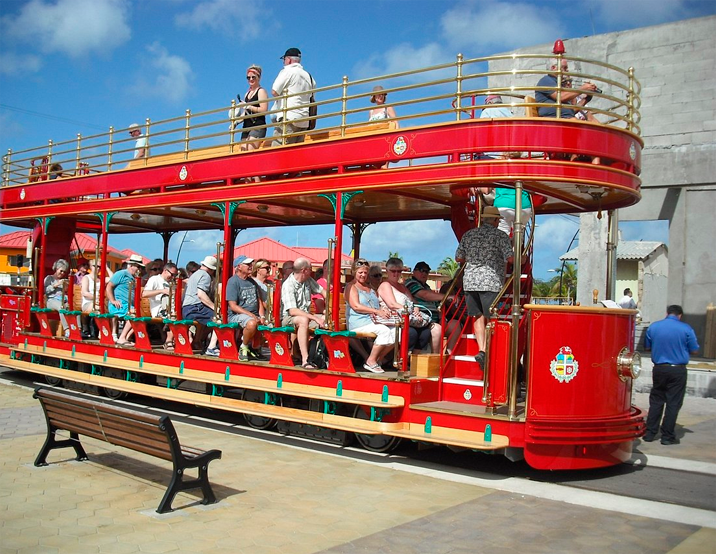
{"left": 523, "top": 95, "right": 539, "bottom": 118}
{"left": 33, "top": 387, "right": 222, "bottom": 514}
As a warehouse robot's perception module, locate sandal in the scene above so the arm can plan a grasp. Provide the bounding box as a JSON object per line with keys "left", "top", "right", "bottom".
{"left": 363, "top": 362, "right": 384, "bottom": 374}
{"left": 163, "top": 341, "right": 175, "bottom": 351}
{"left": 116, "top": 340, "right": 135, "bottom": 347}
{"left": 301, "top": 362, "right": 317, "bottom": 369}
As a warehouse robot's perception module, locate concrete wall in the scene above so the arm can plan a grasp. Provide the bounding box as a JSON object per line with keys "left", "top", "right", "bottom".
{"left": 491, "top": 16, "right": 716, "bottom": 356}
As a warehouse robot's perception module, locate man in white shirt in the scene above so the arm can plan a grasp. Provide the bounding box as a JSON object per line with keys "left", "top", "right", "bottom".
{"left": 129, "top": 123, "right": 148, "bottom": 159}
{"left": 271, "top": 47, "right": 315, "bottom": 146}
{"left": 143, "top": 262, "right": 178, "bottom": 350}
{"left": 618, "top": 288, "right": 637, "bottom": 310}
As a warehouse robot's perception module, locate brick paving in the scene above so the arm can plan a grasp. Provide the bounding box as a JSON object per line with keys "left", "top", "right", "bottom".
{"left": 1, "top": 377, "right": 714, "bottom": 554}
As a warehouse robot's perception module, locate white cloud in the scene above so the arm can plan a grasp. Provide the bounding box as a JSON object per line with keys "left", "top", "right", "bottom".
{"left": 360, "top": 220, "right": 457, "bottom": 267}
{"left": 353, "top": 42, "right": 450, "bottom": 79}
{"left": 0, "top": 52, "right": 43, "bottom": 76}
{"left": 174, "top": 0, "right": 268, "bottom": 40}
{"left": 441, "top": 1, "right": 564, "bottom": 52}
{"left": 1, "top": 0, "right": 131, "bottom": 58}
{"left": 590, "top": 0, "right": 696, "bottom": 28}
{"left": 132, "top": 42, "right": 194, "bottom": 104}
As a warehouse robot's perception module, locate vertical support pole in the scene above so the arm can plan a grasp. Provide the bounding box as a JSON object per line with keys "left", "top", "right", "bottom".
{"left": 605, "top": 209, "right": 618, "bottom": 301}
{"left": 75, "top": 133, "right": 82, "bottom": 173}
{"left": 107, "top": 126, "right": 114, "bottom": 171}
{"left": 184, "top": 109, "right": 191, "bottom": 160}
{"left": 627, "top": 67, "right": 635, "bottom": 133}
{"left": 508, "top": 181, "right": 524, "bottom": 419}
{"left": 455, "top": 53, "right": 464, "bottom": 121}
{"left": 47, "top": 140, "right": 53, "bottom": 171}
{"left": 229, "top": 99, "right": 237, "bottom": 152}
{"left": 3, "top": 149, "right": 11, "bottom": 187}
{"left": 221, "top": 200, "right": 233, "bottom": 324}
{"left": 555, "top": 55, "right": 564, "bottom": 119}
{"left": 38, "top": 221, "right": 48, "bottom": 307}
{"left": 331, "top": 192, "right": 344, "bottom": 330}
{"left": 143, "top": 118, "right": 151, "bottom": 166}
{"left": 98, "top": 216, "right": 110, "bottom": 312}
{"left": 133, "top": 274, "right": 141, "bottom": 315}
{"left": 341, "top": 76, "right": 348, "bottom": 136}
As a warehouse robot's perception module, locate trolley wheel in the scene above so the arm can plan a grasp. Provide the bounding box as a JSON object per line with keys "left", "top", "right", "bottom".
{"left": 241, "top": 389, "right": 278, "bottom": 430}
{"left": 101, "top": 387, "right": 128, "bottom": 400}
{"left": 352, "top": 405, "right": 401, "bottom": 453}
{"left": 43, "top": 357, "right": 63, "bottom": 387}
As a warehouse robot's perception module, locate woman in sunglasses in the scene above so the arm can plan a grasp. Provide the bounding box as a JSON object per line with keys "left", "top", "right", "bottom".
{"left": 346, "top": 259, "right": 394, "bottom": 373}
{"left": 239, "top": 64, "right": 268, "bottom": 151}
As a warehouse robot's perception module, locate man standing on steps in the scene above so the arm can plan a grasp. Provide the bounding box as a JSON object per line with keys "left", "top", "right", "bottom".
{"left": 455, "top": 206, "right": 513, "bottom": 370}
{"left": 643, "top": 305, "right": 699, "bottom": 445}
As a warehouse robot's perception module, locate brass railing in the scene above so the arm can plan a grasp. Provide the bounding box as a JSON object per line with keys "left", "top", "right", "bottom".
{"left": 2, "top": 52, "right": 640, "bottom": 187}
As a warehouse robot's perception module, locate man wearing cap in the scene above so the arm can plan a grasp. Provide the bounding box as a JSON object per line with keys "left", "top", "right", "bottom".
{"left": 128, "top": 123, "right": 148, "bottom": 159}
{"left": 455, "top": 206, "right": 513, "bottom": 369}
{"left": 271, "top": 47, "right": 316, "bottom": 145}
{"left": 281, "top": 257, "right": 326, "bottom": 368}
{"left": 226, "top": 255, "right": 266, "bottom": 361}
{"left": 535, "top": 58, "right": 597, "bottom": 118}
{"left": 107, "top": 254, "right": 145, "bottom": 345}
{"left": 404, "top": 262, "right": 451, "bottom": 353}
{"left": 182, "top": 255, "right": 217, "bottom": 352}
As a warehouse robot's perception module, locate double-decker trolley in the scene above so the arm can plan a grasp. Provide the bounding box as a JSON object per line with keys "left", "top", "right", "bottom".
{"left": 0, "top": 42, "right": 645, "bottom": 470}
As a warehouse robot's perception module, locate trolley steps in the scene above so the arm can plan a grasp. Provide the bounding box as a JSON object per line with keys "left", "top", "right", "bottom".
{"left": 0, "top": 352, "right": 509, "bottom": 452}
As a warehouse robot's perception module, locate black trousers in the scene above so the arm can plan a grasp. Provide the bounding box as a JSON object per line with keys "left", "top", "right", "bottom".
{"left": 646, "top": 365, "right": 687, "bottom": 441}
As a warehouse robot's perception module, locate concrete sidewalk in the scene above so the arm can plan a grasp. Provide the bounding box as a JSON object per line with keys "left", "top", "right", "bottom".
{"left": 1, "top": 377, "right": 715, "bottom": 554}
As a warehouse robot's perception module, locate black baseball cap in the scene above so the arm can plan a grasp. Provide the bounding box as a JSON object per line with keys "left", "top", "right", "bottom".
{"left": 280, "top": 48, "right": 301, "bottom": 59}
{"left": 414, "top": 261, "right": 431, "bottom": 272}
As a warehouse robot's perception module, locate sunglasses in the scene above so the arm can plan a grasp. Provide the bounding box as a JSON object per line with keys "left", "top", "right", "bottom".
{"left": 355, "top": 260, "right": 370, "bottom": 267}
{"left": 387, "top": 269, "right": 403, "bottom": 274}
{"left": 246, "top": 75, "right": 258, "bottom": 80}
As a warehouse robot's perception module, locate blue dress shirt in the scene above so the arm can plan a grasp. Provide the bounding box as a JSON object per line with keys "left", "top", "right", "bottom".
{"left": 645, "top": 314, "right": 699, "bottom": 365}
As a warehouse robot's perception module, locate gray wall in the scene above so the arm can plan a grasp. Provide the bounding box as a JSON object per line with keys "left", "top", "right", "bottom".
{"left": 491, "top": 16, "right": 716, "bottom": 356}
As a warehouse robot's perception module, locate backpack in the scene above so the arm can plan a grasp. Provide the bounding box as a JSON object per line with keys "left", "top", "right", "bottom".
{"left": 307, "top": 335, "right": 329, "bottom": 369}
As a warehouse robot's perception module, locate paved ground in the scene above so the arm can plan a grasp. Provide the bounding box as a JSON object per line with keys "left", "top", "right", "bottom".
{"left": 1, "top": 376, "right": 715, "bottom": 554}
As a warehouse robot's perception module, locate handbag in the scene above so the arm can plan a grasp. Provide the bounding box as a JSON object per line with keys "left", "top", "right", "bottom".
{"left": 307, "top": 73, "right": 317, "bottom": 130}
{"left": 408, "top": 305, "right": 433, "bottom": 328}
{"left": 371, "top": 309, "right": 401, "bottom": 327}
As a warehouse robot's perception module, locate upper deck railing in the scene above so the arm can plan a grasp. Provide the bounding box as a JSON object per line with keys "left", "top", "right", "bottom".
{"left": 2, "top": 51, "right": 640, "bottom": 187}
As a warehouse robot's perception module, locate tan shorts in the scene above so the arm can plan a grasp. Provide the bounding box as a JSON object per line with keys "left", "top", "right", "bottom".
{"left": 282, "top": 315, "right": 320, "bottom": 329}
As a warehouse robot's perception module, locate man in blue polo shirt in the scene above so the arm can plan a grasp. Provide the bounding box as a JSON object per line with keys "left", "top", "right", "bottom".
{"left": 643, "top": 305, "right": 699, "bottom": 445}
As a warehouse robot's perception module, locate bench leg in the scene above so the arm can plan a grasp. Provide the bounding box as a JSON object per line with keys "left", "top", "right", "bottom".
{"left": 157, "top": 466, "right": 218, "bottom": 514}
{"left": 35, "top": 430, "right": 88, "bottom": 466}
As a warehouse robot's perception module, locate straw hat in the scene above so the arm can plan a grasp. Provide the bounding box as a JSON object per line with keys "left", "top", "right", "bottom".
{"left": 481, "top": 206, "right": 503, "bottom": 219}
{"left": 126, "top": 254, "right": 145, "bottom": 267}
{"left": 370, "top": 85, "right": 386, "bottom": 103}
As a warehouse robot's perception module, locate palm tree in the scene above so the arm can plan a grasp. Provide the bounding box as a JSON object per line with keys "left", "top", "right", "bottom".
{"left": 549, "top": 262, "right": 577, "bottom": 302}
{"left": 437, "top": 256, "right": 460, "bottom": 277}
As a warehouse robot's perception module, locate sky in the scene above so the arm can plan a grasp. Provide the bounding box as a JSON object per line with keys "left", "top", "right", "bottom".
{"left": 1, "top": 0, "right": 713, "bottom": 278}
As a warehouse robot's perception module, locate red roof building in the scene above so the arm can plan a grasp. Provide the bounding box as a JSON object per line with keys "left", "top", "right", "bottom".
{"left": 233, "top": 237, "right": 352, "bottom": 269}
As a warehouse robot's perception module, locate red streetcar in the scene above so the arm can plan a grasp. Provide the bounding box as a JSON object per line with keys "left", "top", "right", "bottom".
{"left": 0, "top": 43, "right": 644, "bottom": 470}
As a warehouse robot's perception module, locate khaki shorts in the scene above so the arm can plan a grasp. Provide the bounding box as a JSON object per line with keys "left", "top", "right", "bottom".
{"left": 282, "top": 314, "right": 319, "bottom": 329}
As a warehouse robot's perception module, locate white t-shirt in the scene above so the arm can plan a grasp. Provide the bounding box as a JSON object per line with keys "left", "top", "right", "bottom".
{"left": 271, "top": 63, "right": 315, "bottom": 126}
{"left": 145, "top": 274, "right": 170, "bottom": 317}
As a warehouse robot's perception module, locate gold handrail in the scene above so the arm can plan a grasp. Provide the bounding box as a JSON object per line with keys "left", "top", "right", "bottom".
{"left": 2, "top": 52, "right": 640, "bottom": 186}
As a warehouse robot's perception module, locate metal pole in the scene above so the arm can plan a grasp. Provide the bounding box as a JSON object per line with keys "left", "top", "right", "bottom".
{"left": 508, "top": 181, "right": 524, "bottom": 419}
{"left": 455, "top": 53, "right": 463, "bottom": 121}
{"left": 605, "top": 209, "right": 618, "bottom": 301}
{"left": 341, "top": 76, "right": 348, "bottom": 136}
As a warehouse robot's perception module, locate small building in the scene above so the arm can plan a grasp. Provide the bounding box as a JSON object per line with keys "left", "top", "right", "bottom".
{"left": 561, "top": 240, "right": 668, "bottom": 325}
{"left": 233, "top": 237, "right": 353, "bottom": 276}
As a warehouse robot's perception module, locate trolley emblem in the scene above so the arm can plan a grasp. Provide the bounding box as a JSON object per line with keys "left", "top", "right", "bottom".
{"left": 177, "top": 334, "right": 186, "bottom": 346}
{"left": 629, "top": 142, "right": 637, "bottom": 161}
{"left": 463, "top": 388, "right": 472, "bottom": 401}
{"left": 20, "top": 188, "right": 26, "bottom": 200}
{"left": 179, "top": 166, "right": 188, "bottom": 181}
{"left": 550, "top": 346, "right": 579, "bottom": 383}
{"left": 275, "top": 343, "right": 285, "bottom": 356}
{"left": 392, "top": 136, "right": 408, "bottom": 156}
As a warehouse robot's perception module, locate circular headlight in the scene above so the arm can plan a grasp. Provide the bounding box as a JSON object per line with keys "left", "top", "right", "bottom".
{"left": 617, "top": 348, "right": 641, "bottom": 382}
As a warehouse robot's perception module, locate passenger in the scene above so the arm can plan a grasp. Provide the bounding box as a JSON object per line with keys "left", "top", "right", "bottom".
{"left": 271, "top": 47, "right": 316, "bottom": 146}
{"left": 182, "top": 255, "right": 218, "bottom": 354}
{"left": 569, "top": 91, "right": 602, "bottom": 165}
{"left": 107, "top": 254, "right": 145, "bottom": 345}
{"left": 44, "top": 258, "right": 69, "bottom": 337}
{"left": 378, "top": 258, "right": 431, "bottom": 354}
{"left": 251, "top": 258, "right": 273, "bottom": 294}
{"left": 479, "top": 95, "right": 514, "bottom": 159}
{"left": 143, "top": 262, "right": 178, "bottom": 350}
{"left": 368, "top": 265, "right": 383, "bottom": 291}
{"left": 81, "top": 260, "right": 113, "bottom": 338}
{"left": 313, "top": 259, "right": 329, "bottom": 314}
{"left": 455, "top": 206, "right": 513, "bottom": 370}
{"left": 368, "top": 85, "right": 398, "bottom": 125}
{"left": 478, "top": 186, "right": 533, "bottom": 237}
{"left": 185, "top": 261, "right": 199, "bottom": 277}
{"left": 404, "top": 261, "right": 451, "bottom": 353}
{"left": 226, "top": 256, "right": 267, "bottom": 361}
{"left": 49, "top": 163, "right": 65, "bottom": 180}
{"left": 281, "top": 257, "right": 327, "bottom": 369}
{"left": 128, "top": 123, "right": 148, "bottom": 159}
{"left": 280, "top": 260, "right": 294, "bottom": 279}
{"left": 74, "top": 257, "right": 90, "bottom": 286}
{"left": 535, "top": 58, "right": 597, "bottom": 118}
{"left": 345, "top": 259, "right": 395, "bottom": 373}
{"left": 239, "top": 65, "right": 269, "bottom": 151}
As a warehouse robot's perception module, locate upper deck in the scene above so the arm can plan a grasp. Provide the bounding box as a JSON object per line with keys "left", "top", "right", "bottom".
{"left": 1, "top": 50, "right": 642, "bottom": 235}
